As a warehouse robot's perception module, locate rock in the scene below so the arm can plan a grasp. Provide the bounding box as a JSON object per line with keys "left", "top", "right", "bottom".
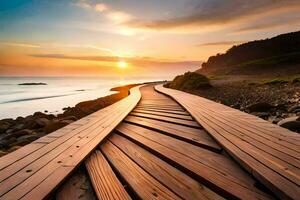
{"left": 35, "top": 118, "right": 50, "bottom": 127}
{"left": 44, "top": 120, "right": 71, "bottom": 134}
{"left": 44, "top": 110, "right": 48, "bottom": 113}
{"left": 33, "top": 112, "right": 49, "bottom": 119}
{"left": 0, "top": 118, "right": 15, "bottom": 124}
{"left": 252, "top": 112, "right": 269, "bottom": 120}
{"left": 60, "top": 116, "right": 77, "bottom": 121}
{"left": 289, "top": 105, "right": 300, "bottom": 113}
{"left": 13, "top": 129, "right": 34, "bottom": 137}
{"left": 272, "top": 117, "right": 282, "bottom": 124}
{"left": 15, "top": 117, "right": 25, "bottom": 123}
{"left": 0, "top": 140, "right": 11, "bottom": 149}
{"left": 17, "top": 135, "right": 39, "bottom": 143}
{"left": 278, "top": 116, "right": 300, "bottom": 132}
{"left": 247, "top": 102, "right": 273, "bottom": 112}
{"left": 24, "top": 117, "right": 49, "bottom": 129}
{"left": 0, "top": 122, "right": 11, "bottom": 133}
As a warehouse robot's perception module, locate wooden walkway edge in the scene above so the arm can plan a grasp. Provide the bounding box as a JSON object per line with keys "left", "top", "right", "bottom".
{"left": 0, "top": 85, "right": 142, "bottom": 200}
{"left": 155, "top": 84, "right": 300, "bottom": 200}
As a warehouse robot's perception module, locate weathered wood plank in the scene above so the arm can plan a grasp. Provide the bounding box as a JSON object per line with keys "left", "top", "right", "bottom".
{"left": 116, "top": 123, "right": 271, "bottom": 199}
{"left": 129, "top": 111, "right": 200, "bottom": 128}
{"left": 123, "top": 117, "right": 220, "bottom": 152}
{"left": 155, "top": 84, "right": 300, "bottom": 200}
{"left": 133, "top": 109, "right": 193, "bottom": 120}
{"left": 109, "top": 133, "right": 225, "bottom": 200}
{"left": 134, "top": 107, "right": 190, "bottom": 116}
{"left": 85, "top": 150, "right": 131, "bottom": 200}
{"left": 101, "top": 141, "right": 181, "bottom": 200}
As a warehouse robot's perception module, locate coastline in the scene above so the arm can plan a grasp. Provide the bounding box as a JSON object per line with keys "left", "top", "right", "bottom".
{"left": 0, "top": 84, "right": 140, "bottom": 157}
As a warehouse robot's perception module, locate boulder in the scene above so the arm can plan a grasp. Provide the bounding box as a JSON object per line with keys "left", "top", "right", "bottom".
{"left": 0, "top": 122, "right": 11, "bottom": 133}
{"left": 13, "top": 129, "right": 34, "bottom": 137}
{"left": 60, "top": 116, "right": 77, "bottom": 121}
{"left": 35, "top": 118, "right": 50, "bottom": 127}
{"left": 44, "top": 120, "right": 71, "bottom": 134}
{"left": 289, "top": 105, "right": 300, "bottom": 113}
{"left": 15, "top": 117, "right": 25, "bottom": 123}
{"left": 0, "top": 140, "right": 11, "bottom": 149}
{"left": 17, "top": 135, "right": 39, "bottom": 143}
{"left": 278, "top": 116, "right": 300, "bottom": 132}
{"left": 33, "top": 112, "right": 49, "bottom": 119}
{"left": 252, "top": 112, "right": 269, "bottom": 120}
{"left": 247, "top": 102, "right": 273, "bottom": 112}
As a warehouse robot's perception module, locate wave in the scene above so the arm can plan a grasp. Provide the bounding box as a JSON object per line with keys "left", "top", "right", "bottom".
{"left": 1, "top": 93, "right": 76, "bottom": 104}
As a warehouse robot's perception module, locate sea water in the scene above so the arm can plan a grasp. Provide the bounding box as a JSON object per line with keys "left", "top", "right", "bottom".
{"left": 0, "top": 77, "right": 153, "bottom": 119}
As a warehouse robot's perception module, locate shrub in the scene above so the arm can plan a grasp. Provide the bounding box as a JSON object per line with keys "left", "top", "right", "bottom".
{"left": 167, "top": 72, "right": 211, "bottom": 90}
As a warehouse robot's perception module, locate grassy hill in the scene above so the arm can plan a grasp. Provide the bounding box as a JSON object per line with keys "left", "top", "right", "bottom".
{"left": 198, "top": 31, "right": 300, "bottom": 76}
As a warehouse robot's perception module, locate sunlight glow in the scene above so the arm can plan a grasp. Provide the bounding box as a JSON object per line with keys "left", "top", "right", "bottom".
{"left": 118, "top": 61, "right": 128, "bottom": 69}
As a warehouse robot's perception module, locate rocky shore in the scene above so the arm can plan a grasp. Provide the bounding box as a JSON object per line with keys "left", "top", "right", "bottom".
{"left": 0, "top": 84, "right": 139, "bottom": 157}
{"left": 177, "top": 80, "right": 300, "bottom": 133}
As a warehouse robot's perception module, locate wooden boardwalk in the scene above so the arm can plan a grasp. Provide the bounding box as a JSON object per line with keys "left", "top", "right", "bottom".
{"left": 0, "top": 84, "right": 299, "bottom": 199}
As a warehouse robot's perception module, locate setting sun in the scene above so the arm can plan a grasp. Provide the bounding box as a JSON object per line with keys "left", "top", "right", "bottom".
{"left": 118, "top": 61, "right": 128, "bottom": 69}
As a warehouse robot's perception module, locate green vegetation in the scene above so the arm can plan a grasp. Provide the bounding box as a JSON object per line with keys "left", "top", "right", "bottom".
{"left": 263, "top": 79, "right": 289, "bottom": 85}
{"left": 233, "top": 52, "right": 300, "bottom": 68}
{"left": 259, "top": 75, "right": 300, "bottom": 85}
{"left": 199, "top": 31, "right": 300, "bottom": 75}
{"left": 166, "top": 72, "right": 211, "bottom": 90}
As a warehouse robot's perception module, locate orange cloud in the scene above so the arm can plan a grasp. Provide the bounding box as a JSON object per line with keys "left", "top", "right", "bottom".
{"left": 1, "top": 42, "right": 40, "bottom": 48}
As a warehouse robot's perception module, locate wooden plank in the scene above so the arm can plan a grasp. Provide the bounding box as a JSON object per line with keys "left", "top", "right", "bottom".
{"left": 155, "top": 84, "right": 300, "bottom": 200}
{"left": 109, "top": 134, "right": 225, "bottom": 200}
{"left": 188, "top": 104, "right": 300, "bottom": 168}
{"left": 20, "top": 166, "right": 74, "bottom": 200}
{"left": 123, "top": 117, "right": 220, "bottom": 152}
{"left": 133, "top": 109, "right": 193, "bottom": 120}
{"left": 101, "top": 141, "right": 181, "bottom": 200}
{"left": 85, "top": 150, "right": 131, "bottom": 200}
{"left": 0, "top": 143, "right": 45, "bottom": 170}
{"left": 0, "top": 85, "right": 142, "bottom": 199}
{"left": 136, "top": 105, "right": 184, "bottom": 112}
{"left": 138, "top": 104, "right": 183, "bottom": 109}
{"left": 134, "top": 107, "right": 190, "bottom": 116}
{"left": 129, "top": 111, "right": 201, "bottom": 128}
{"left": 116, "top": 123, "right": 271, "bottom": 199}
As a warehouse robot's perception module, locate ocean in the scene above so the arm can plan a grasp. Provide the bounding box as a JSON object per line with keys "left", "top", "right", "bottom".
{"left": 0, "top": 77, "right": 154, "bottom": 119}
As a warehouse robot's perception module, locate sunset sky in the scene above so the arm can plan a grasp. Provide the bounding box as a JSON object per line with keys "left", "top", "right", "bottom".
{"left": 1, "top": 0, "right": 300, "bottom": 78}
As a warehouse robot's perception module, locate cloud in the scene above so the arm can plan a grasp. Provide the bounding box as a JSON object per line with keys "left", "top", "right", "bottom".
{"left": 73, "top": 0, "right": 108, "bottom": 12}
{"left": 234, "top": 15, "right": 300, "bottom": 33}
{"left": 1, "top": 42, "right": 40, "bottom": 48}
{"left": 106, "top": 11, "right": 133, "bottom": 23}
{"left": 124, "top": 1, "right": 300, "bottom": 31}
{"left": 73, "top": 1, "right": 132, "bottom": 24}
{"left": 29, "top": 53, "right": 202, "bottom": 68}
{"left": 95, "top": 3, "right": 108, "bottom": 12}
{"left": 72, "top": 0, "right": 92, "bottom": 9}
{"left": 198, "top": 40, "right": 247, "bottom": 46}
